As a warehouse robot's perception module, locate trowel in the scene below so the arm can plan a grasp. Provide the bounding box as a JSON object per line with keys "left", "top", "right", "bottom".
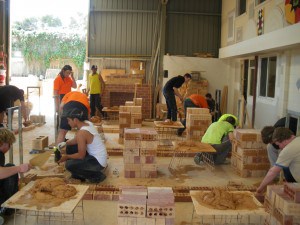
{"left": 29, "top": 151, "right": 52, "bottom": 169}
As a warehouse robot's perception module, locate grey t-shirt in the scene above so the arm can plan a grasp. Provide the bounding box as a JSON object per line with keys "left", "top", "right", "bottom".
{"left": 275, "top": 136, "right": 300, "bottom": 182}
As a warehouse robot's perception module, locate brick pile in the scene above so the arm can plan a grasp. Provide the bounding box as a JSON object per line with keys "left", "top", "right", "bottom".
{"left": 231, "top": 129, "right": 269, "bottom": 178}
{"left": 264, "top": 184, "right": 300, "bottom": 225}
{"left": 102, "top": 84, "right": 152, "bottom": 119}
{"left": 123, "top": 128, "right": 158, "bottom": 178}
{"left": 186, "top": 108, "right": 211, "bottom": 140}
{"left": 119, "top": 102, "right": 142, "bottom": 144}
{"left": 117, "top": 186, "right": 175, "bottom": 225}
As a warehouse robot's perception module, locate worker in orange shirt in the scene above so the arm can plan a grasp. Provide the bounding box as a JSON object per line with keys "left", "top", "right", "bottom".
{"left": 53, "top": 65, "right": 77, "bottom": 113}
{"left": 177, "top": 94, "right": 209, "bottom": 136}
{"left": 56, "top": 91, "right": 90, "bottom": 144}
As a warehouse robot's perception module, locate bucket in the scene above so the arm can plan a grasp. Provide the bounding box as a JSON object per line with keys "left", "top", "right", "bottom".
{"left": 0, "top": 69, "right": 6, "bottom": 86}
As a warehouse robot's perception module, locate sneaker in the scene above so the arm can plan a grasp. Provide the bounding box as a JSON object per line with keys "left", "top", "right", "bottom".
{"left": 88, "top": 174, "right": 106, "bottom": 183}
{"left": 194, "top": 153, "right": 203, "bottom": 165}
{"left": 176, "top": 129, "right": 183, "bottom": 136}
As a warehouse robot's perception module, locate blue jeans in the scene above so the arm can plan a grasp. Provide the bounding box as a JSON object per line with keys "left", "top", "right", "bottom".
{"left": 163, "top": 90, "right": 177, "bottom": 121}
{"left": 178, "top": 98, "right": 198, "bottom": 134}
{"left": 208, "top": 135, "right": 232, "bottom": 165}
{"left": 65, "top": 145, "right": 105, "bottom": 181}
{"left": 90, "top": 94, "right": 103, "bottom": 117}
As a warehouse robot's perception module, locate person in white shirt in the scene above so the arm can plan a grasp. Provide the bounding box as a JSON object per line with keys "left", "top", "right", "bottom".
{"left": 58, "top": 108, "right": 107, "bottom": 183}
{"left": 257, "top": 127, "right": 299, "bottom": 194}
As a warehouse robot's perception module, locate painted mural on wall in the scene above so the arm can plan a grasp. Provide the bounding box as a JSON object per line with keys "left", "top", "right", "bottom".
{"left": 285, "top": 0, "right": 300, "bottom": 24}
{"left": 257, "top": 9, "right": 264, "bottom": 35}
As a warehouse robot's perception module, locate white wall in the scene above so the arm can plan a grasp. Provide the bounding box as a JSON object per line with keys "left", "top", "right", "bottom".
{"left": 244, "top": 48, "right": 300, "bottom": 129}
{"left": 162, "top": 56, "right": 235, "bottom": 113}
{"left": 288, "top": 49, "right": 300, "bottom": 112}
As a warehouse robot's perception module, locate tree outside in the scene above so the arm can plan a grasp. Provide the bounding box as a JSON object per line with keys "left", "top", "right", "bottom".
{"left": 11, "top": 14, "right": 87, "bottom": 79}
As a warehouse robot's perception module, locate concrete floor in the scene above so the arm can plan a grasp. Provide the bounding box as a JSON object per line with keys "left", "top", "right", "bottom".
{"left": 2, "top": 92, "right": 264, "bottom": 225}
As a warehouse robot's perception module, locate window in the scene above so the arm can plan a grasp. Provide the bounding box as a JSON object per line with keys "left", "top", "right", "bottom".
{"left": 227, "top": 11, "right": 235, "bottom": 42}
{"left": 255, "top": 0, "right": 266, "bottom": 6}
{"left": 244, "top": 59, "right": 255, "bottom": 97}
{"left": 248, "top": 60, "right": 255, "bottom": 96}
{"left": 259, "top": 56, "right": 277, "bottom": 98}
{"left": 236, "top": 0, "right": 246, "bottom": 16}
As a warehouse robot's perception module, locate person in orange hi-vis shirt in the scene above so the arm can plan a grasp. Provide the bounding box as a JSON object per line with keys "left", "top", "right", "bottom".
{"left": 56, "top": 91, "right": 90, "bottom": 145}
{"left": 177, "top": 94, "right": 209, "bottom": 136}
{"left": 53, "top": 65, "right": 77, "bottom": 114}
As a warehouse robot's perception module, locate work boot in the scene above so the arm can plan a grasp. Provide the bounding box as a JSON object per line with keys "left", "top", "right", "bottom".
{"left": 194, "top": 153, "right": 203, "bottom": 165}
{"left": 176, "top": 129, "right": 183, "bottom": 136}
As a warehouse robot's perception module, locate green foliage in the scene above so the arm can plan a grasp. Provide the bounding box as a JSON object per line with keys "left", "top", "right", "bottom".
{"left": 41, "top": 15, "right": 62, "bottom": 27}
{"left": 13, "top": 17, "right": 39, "bottom": 31}
{"left": 12, "top": 16, "right": 86, "bottom": 76}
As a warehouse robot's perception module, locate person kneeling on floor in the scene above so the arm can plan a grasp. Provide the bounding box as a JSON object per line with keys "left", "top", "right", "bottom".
{"left": 194, "top": 116, "right": 235, "bottom": 165}
{"left": 58, "top": 108, "right": 107, "bottom": 183}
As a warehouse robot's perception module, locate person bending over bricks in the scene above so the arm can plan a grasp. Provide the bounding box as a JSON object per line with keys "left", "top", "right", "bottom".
{"left": 58, "top": 108, "right": 107, "bottom": 183}
{"left": 194, "top": 116, "right": 235, "bottom": 165}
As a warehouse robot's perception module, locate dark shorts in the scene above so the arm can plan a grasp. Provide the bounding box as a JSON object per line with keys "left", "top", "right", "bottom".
{"left": 60, "top": 101, "right": 88, "bottom": 130}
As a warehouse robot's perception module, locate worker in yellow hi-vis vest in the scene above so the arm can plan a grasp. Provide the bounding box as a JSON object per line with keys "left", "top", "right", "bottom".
{"left": 87, "top": 65, "right": 105, "bottom": 117}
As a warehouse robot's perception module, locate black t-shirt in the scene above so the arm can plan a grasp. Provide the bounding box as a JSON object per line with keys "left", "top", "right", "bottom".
{"left": 272, "top": 117, "right": 298, "bottom": 149}
{"left": 163, "top": 76, "right": 185, "bottom": 92}
{"left": 0, "top": 85, "right": 24, "bottom": 112}
{"left": 0, "top": 85, "right": 24, "bottom": 103}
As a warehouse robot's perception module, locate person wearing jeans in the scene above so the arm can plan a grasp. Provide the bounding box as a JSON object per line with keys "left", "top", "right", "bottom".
{"left": 261, "top": 117, "right": 297, "bottom": 167}
{"left": 257, "top": 127, "right": 299, "bottom": 194}
{"left": 194, "top": 116, "right": 235, "bottom": 165}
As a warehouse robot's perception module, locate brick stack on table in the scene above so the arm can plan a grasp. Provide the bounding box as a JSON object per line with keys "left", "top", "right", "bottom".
{"left": 118, "top": 186, "right": 175, "bottom": 225}
{"left": 231, "top": 129, "right": 270, "bottom": 178}
{"left": 119, "top": 99, "right": 143, "bottom": 144}
{"left": 186, "top": 108, "right": 211, "bottom": 140}
{"left": 264, "top": 183, "right": 300, "bottom": 225}
{"left": 123, "top": 128, "right": 158, "bottom": 178}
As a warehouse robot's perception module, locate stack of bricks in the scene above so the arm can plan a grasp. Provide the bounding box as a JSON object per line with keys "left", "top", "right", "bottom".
{"left": 119, "top": 100, "right": 143, "bottom": 144}
{"left": 231, "top": 129, "right": 269, "bottom": 178}
{"left": 264, "top": 184, "right": 300, "bottom": 225}
{"left": 123, "top": 128, "right": 158, "bottom": 178}
{"left": 146, "top": 187, "right": 175, "bottom": 224}
{"left": 118, "top": 186, "right": 175, "bottom": 225}
{"left": 186, "top": 108, "right": 211, "bottom": 140}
